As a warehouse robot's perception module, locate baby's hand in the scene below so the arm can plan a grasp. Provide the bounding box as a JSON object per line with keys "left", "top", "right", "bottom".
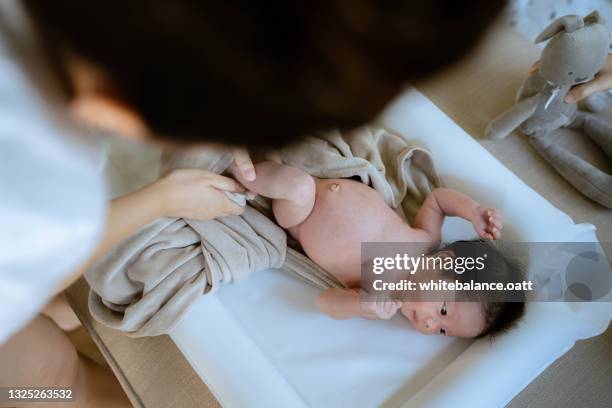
{"left": 360, "top": 299, "right": 402, "bottom": 320}
{"left": 530, "top": 55, "right": 612, "bottom": 103}
{"left": 471, "top": 206, "right": 502, "bottom": 240}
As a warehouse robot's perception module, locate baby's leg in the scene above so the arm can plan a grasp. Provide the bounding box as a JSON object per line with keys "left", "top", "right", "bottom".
{"left": 234, "top": 161, "right": 316, "bottom": 229}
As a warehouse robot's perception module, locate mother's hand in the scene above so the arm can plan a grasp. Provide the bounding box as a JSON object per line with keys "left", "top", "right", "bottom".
{"left": 58, "top": 168, "right": 245, "bottom": 293}
{"left": 529, "top": 54, "right": 612, "bottom": 103}
{"left": 565, "top": 54, "right": 612, "bottom": 103}
{"left": 152, "top": 169, "right": 246, "bottom": 220}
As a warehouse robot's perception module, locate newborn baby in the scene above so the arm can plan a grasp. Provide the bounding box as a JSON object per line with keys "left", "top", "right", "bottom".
{"left": 234, "top": 161, "right": 525, "bottom": 338}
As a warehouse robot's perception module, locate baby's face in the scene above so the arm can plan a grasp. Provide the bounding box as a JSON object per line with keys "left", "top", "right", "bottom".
{"left": 400, "top": 300, "right": 485, "bottom": 338}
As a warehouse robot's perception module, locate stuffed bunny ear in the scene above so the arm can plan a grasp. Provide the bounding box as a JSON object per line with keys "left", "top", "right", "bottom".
{"left": 584, "top": 10, "right": 607, "bottom": 26}
{"left": 534, "top": 15, "right": 584, "bottom": 43}
{"left": 584, "top": 10, "right": 612, "bottom": 44}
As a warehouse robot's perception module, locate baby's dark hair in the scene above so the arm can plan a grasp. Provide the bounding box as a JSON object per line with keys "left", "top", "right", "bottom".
{"left": 439, "top": 240, "right": 526, "bottom": 339}
{"left": 23, "top": 1, "right": 505, "bottom": 150}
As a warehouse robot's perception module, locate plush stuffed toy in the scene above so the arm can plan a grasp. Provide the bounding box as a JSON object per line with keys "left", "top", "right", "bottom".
{"left": 486, "top": 11, "right": 612, "bottom": 208}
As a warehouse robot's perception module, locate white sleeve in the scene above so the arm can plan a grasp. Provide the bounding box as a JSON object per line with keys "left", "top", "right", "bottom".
{"left": 0, "top": 23, "right": 107, "bottom": 344}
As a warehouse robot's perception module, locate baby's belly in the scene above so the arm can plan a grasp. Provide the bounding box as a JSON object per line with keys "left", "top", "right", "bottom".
{"left": 294, "top": 178, "right": 405, "bottom": 287}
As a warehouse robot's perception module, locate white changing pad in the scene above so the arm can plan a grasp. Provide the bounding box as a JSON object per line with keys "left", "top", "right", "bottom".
{"left": 170, "top": 90, "right": 612, "bottom": 408}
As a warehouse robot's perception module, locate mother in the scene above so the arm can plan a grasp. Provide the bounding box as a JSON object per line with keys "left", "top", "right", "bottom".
{"left": 0, "top": 1, "right": 504, "bottom": 406}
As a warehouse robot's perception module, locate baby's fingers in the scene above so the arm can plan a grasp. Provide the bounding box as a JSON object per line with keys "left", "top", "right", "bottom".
{"left": 483, "top": 233, "right": 495, "bottom": 240}
{"left": 480, "top": 229, "right": 495, "bottom": 240}
{"left": 486, "top": 209, "right": 503, "bottom": 228}
{"left": 388, "top": 300, "right": 400, "bottom": 312}
{"left": 488, "top": 215, "right": 503, "bottom": 230}
{"left": 381, "top": 302, "right": 398, "bottom": 319}
{"left": 488, "top": 226, "right": 501, "bottom": 240}
{"left": 492, "top": 219, "right": 503, "bottom": 231}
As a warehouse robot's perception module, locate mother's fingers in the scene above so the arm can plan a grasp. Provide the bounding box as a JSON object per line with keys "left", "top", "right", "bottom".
{"left": 210, "top": 189, "right": 245, "bottom": 216}
{"left": 232, "top": 148, "right": 256, "bottom": 181}
{"left": 566, "top": 55, "right": 612, "bottom": 102}
{"left": 222, "top": 199, "right": 245, "bottom": 216}
{"left": 565, "top": 74, "right": 612, "bottom": 103}
{"left": 206, "top": 173, "right": 245, "bottom": 192}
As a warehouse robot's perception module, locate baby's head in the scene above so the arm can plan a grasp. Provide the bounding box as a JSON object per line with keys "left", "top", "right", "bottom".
{"left": 401, "top": 240, "right": 525, "bottom": 339}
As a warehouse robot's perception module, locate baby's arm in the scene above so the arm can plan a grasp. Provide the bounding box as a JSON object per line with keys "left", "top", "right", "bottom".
{"left": 316, "top": 288, "right": 401, "bottom": 320}
{"left": 413, "top": 188, "right": 502, "bottom": 242}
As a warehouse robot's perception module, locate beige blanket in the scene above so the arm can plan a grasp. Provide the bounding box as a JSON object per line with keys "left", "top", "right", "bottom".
{"left": 86, "top": 127, "right": 441, "bottom": 337}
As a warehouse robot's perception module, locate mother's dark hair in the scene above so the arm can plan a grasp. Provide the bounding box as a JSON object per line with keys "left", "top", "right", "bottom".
{"left": 24, "top": 0, "right": 505, "bottom": 149}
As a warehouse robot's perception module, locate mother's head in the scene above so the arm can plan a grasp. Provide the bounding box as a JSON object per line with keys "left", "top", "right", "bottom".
{"left": 24, "top": 0, "right": 505, "bottom": 149}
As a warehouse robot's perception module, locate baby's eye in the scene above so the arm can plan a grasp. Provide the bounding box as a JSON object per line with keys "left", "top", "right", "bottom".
{"left": 440, "top": 328, "right": 446, "bottom": 336}
{"left": 440, "top": 302, "right": 447, "bottom": 316}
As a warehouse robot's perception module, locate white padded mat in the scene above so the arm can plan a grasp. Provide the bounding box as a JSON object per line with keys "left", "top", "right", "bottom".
{"left": 171, "top": 90, "right": 612, "bottom": 408}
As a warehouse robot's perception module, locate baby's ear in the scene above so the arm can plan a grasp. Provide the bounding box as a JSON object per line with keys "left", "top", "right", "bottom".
{"left": 535, "top": 14, "right": 584, "bottom": 44}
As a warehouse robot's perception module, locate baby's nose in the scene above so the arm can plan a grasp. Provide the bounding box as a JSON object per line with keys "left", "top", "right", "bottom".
{"left": 420, "top": 316, "right": 439, "bottom": 334}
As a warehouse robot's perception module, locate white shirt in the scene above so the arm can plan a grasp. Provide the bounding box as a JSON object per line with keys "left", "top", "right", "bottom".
{"left": 0, "top": 1, "right": 107, "bottom": 344}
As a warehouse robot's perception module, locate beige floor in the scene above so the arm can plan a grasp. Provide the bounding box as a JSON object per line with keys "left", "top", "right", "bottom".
{"left": 67, "top": 23, "right": 611, "bottom": 408}
{"left": 66, "top": 278, "right": 221, "bottom": 408}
